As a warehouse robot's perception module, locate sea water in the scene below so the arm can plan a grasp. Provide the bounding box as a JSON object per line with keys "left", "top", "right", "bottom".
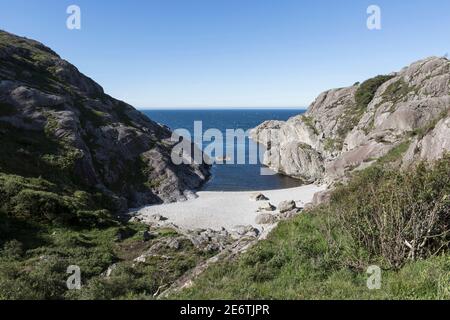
{"left": 143, "top": 109, "right": 305, "bottom": 191}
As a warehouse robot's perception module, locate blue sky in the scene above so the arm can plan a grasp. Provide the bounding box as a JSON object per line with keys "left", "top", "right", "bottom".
{"left": 1, "top": 0, "right": 449, "bottom": 109}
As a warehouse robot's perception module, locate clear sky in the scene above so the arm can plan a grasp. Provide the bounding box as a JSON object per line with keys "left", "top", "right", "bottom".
{"left": 1, "top": 0, "right": 449, "bottom": 109}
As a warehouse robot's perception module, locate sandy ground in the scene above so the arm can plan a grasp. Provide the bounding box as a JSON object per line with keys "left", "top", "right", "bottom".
{"left": 136, "top": 184, "right": 326, "bottom": 231}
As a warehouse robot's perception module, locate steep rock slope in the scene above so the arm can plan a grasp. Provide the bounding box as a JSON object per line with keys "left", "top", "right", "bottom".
{"left": 0, "top": 30, "right": 209, "bottom": 214}
{"left": 251, "top": 57, "right": 450, "bottom": 184}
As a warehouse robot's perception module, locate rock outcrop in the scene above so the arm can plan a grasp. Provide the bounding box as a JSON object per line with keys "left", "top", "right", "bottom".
{"left": 278, "top": 200, "right": 296, "bottom": 213}
{"left": 251, "top": 57, "right": 450, "bottom": 184}
{"left": 255, "top": 213, "right": 278, "bottom": 225}
{"left": 0, "top": 30, "right": 209, "bottom": 211}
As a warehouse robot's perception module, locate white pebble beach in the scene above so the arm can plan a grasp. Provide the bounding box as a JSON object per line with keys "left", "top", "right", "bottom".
{"left": 136, "top": 184, "right": 326, "bottom": 231}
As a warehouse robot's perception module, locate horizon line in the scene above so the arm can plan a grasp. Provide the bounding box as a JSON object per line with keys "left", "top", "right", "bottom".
{"left": 137, "top": 106, "right": 308, "bottom": 111}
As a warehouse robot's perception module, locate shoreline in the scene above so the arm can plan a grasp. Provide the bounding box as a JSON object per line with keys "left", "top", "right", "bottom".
{"left": 134, "top": 184, "right": 326, "bottom": 232}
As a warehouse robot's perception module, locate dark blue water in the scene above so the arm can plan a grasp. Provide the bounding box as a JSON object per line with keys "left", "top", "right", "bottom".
{"left": 142, "top": 109, "right": 305, "bottom": 191}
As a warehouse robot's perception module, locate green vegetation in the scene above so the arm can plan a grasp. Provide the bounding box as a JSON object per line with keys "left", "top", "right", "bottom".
{"left": 301, "top": 115, "right": 319, "bottom": 135}
{"left": 0, "top": 173, "right": 116, "bottom": 227}
{"left": 335, "top": 75, "right": 394, "bottom": 143}
{"left": 68, "top": 95, "right": 110, "bottom": 128}
{"left": 0, "top": 120, "right": 80, "bottom": 184}
{"left": 174, "top": 155, "right": 450, "bottom": 299}
{"left": 114, "top": 101, "right": 135, "bottom": 127}
{"left": 409, "top": 109, "right": 450, "bottom": 139}
{"left": 0, "top": 117, "right": 117, "bottom": 227}
{"left": 0, "top": 49, "right": 60, "bottom": 93}
{"left": 0, "top": 209, "right": 210, "bottom": 299}
{"left": 375, "top": 140, "right": 411, "bottom": 165}
{"left": 323, "top": 137, "right": 343, "bottom": 153}
{"left": 382, "top": 79, "right": 418, "bottom": 106}
{"left": 355, "top": 75, "right": 394, "bottom": 110}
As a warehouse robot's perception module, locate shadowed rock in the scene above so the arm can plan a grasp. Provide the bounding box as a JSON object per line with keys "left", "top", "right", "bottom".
{"left": 278, "top": 200, "right": 297, "bottom": 213}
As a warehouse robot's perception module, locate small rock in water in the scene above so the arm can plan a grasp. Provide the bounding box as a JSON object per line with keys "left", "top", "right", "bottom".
{"left": 278, "top": 200, "right": 297, "bottom": 213}
{"left": 258, "top": 202, "right": 276, "bottom": 212}
{"left": 255, "top": 213, "right": 278, "bottom": 225}
{"left": 250, "top": 193, "right": 269, "bottom": 201}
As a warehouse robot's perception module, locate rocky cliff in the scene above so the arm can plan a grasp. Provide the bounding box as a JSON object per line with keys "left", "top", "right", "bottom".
{"left": 251, "top": 57, "right": 450, "bottom": 185}
{"left": 0, "top": 30, "right": 209, "bottom": 216}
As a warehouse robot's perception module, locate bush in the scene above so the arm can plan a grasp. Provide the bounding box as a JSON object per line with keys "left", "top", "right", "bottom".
{"left": 0, "top": 173, "right": 117, "bottom": 228}
{"left": 11, "top": 189, "right": 72, "bottom": 224}
{"left": 75, "top": 210, "right": 114, "bottom": 228}
{"left": 355, "top": 75, "right": 394, "bottom": 109}
{"left": 328, "top": 156, "right": 450, "bottom": 269}
{"left": 1, "top": 240, "right": 24, "bottom": 259}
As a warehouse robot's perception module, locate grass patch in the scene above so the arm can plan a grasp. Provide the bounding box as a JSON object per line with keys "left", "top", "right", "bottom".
{"left": 376, "top": 140, "right": 411, "bottom": 165}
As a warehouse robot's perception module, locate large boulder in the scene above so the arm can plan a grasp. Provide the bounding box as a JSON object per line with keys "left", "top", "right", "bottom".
{"left": 278, "top": 200, "right": 297, "bottom": 213}
{"left": 257, "top": 202, "right": 276, "bottom": 212}
{"left": 231, "top": 225, "right": 260, "bottom": 238}
{"left": 255, "top": 213, "right": 278, "bottom": 225}
{"left": 249, "top": 193, "right": 269, "bottom": 201}
{"left": 312, "top": 190, "right": 333, "bottom": 206}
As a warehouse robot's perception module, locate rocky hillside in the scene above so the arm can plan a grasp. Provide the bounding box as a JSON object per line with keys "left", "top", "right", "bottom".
{"left": 0, "top": 30, "right": 209, "bottom": 217}
{"left": 251, "top": 57, "right": 450, "bottom": 185}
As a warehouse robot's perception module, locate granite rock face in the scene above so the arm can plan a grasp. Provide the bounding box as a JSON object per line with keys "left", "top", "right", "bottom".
{"left": 251, "top": 57, "right": 450, "bottom": 184}
{"left": 0, "top": 30, "right": 209, "bottom": 211}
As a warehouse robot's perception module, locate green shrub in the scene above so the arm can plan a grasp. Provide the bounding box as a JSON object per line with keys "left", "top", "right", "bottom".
{"left": 323, "top": 137, "right": 343, "bottom": 152}
{"left": 382, "top": 79, "right": 417, "bottom": 104}
{"left": 355, "top": 75, "right": 394, "bottom": 109}
{"left": 328, "top": 156, "right": 450, "bottom": 269}
{"left": 10, "top": 189, "right": 72, "bottom": 224}
{"left": 1, "top": 240, "right": 24, "bottom": 259}
{"left": 333, "top": 75, "right": 395, "bottom": 140}
{"left": 301, "top": 115, "right": 319, "bottom": 135}
{"left": 0, "top": 173, "right": 117, "bottom": 228}
{"left": 75, "top": 210, "right": 114, "bottom": 228}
